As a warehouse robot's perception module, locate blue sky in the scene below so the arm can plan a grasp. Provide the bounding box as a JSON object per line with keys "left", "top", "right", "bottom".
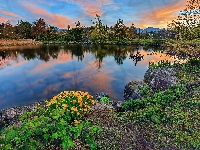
{"left": 0, "top": 0, "right": 186, "bottom": 29}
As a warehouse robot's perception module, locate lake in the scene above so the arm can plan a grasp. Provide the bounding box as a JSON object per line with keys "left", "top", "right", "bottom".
{"left": 0, "top": 44, "right": 185, "bottom": 110}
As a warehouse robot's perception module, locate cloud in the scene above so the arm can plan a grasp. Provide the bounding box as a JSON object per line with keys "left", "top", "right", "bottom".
{"left": 137, "top": 0, "right": 186, "bottom": 28}
{"left": 0, "top": 16, "right": 10, "bottom": 22}
{"left": 0, "top": 10, "right": 21, "bottom": 18}
{"left": 24, "top": 2, "right": 74, "bottom": 28}
{"left": 63, "top": 0, "right": 113, "bottom": 17}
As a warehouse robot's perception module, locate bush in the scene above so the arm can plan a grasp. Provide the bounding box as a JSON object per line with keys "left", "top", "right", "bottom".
{"left": 0, "top": 91, "right": 102, "bottom": 150}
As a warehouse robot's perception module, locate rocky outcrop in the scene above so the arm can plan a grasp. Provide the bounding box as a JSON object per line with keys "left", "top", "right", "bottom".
{"left": 95, "top": 92, "right": 123, "bottom": 112}
{"left": 143, "top": 67, "right": 180, "bottom": 93}
{"left": 0, "top": 101, "right": 46, "bottom": 129}
{"left": 124, "top": 81, "right": 151, "bottom": 102}
{"left": 124, "top": 67, "right": 181, "bottom": 102}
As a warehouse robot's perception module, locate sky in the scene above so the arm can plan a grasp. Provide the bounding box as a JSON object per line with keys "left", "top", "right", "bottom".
{"left": 0, "top": 0, "right": 186, "bottom": 29}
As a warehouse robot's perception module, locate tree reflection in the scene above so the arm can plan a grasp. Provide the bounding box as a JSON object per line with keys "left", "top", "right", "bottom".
{"left": 114, "top": 46, "right": 127, "bottom": 65}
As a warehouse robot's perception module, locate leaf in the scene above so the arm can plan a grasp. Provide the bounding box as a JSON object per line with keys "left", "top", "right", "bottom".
{"left": 52, "top": 132, "right": 59, "bottom": 139}
{"left": 43, "top": 134, "right": 49, "bottom": 140}
{"left": 150, "top": 115, "right": 161, "bottom": 124}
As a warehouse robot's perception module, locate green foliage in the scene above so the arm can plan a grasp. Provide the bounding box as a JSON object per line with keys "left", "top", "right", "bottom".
{"left": 167, "top": 0, "right": 199, "bottom": 41}
{"left": 91, "top": 14, "right": 108, "bottom": 43}
{"left": 149, "top": 60, "right": 172, "bottom": 69}
{"left": 0, "top": 91, "right": 102, "bottom": 149}
{"left": 100, "top": 96, "right": 111, "bottom": 104}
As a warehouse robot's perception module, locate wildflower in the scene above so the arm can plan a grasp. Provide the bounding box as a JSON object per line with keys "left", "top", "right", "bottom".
{"left": 77, "top": 112, "right": 80, "bottom": 115}
{"left": 71, "top": 107, "right": 78, "bottom": 112}
{"left": 74, "top": 91, "right": 80, "bottom": 97}
{"left": 56, "top": 105, "right": 58, "bottom": 108}
{"left": 79, "top": 102, "right": 83, "bottom": 107}
{"left": 87, "top": 105, "right": 91, "bottom": 109}
{"left": 72, "top": 100, "right": 77, "bottom": 103}
{"left": 91, "top": 100, "right": 95, "bottom": 104}
{"left": 35, "top": 104, "right": 40, "bottom": 109}
{"left": 78, "top": 97, "right": 82, "bottom": 103}
{"left": 62, "top": 104, "right": 68, "bottom": 110}
{"left": 74, "top": 120, "right": 80, "bottom": 124}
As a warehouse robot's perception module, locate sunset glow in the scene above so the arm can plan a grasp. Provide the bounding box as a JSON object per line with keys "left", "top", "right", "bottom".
{"left": 0, "top": 0, "right": 186, "bottom": 28}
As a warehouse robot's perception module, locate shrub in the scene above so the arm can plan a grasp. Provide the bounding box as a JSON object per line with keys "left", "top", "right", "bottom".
{"left": 0, "top": 91, "right": 102, "bottom": 150}
{"left": 99, "top": 96, "right": 111, "bottom": 104}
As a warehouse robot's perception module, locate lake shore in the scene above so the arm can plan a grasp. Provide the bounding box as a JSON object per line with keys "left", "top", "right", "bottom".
{"left": 0, "top": 39, "right": 43, "bottom": 50}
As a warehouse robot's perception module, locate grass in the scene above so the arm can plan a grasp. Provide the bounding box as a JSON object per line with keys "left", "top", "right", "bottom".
{"left": 0, "top": 58, "right": 199, "bottom": 149}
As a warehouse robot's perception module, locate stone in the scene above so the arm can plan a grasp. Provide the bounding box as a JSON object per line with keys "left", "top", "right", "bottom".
{"left": 124, "top": 81, "right": 149, "bottom": 102}
{"left": 144, "top": 67, "right": 180, "bottom": 93}
{"left": 96, "top": 92, "right": 109, "bottom": 101}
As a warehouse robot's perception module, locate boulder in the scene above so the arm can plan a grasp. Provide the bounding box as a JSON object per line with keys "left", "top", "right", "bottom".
{"left": 96, "top": 92, "right": 109, "bottom": 101}
{"left": 95, "top": 92, "right": 123, "bottom": 112}
{"left": 124, "top": 81, "right": 150, "bottom": 102}
{"left": 144, "top": 67, "right": 180, "bottom": 92}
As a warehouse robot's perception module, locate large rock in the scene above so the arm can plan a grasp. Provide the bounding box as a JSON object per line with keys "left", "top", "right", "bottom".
{"left": 124, "top": 81, "right": 150, "bottom": 102}
{"left": 144, "top": 67, "right": 180, "bottom": 92}
{"left": 95, "top": 92, "right": 123, "bottom": 112}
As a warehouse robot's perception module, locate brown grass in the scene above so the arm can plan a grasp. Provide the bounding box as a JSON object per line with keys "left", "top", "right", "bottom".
{"left": 0, "top": 39, "right": 43, "bottom": 49}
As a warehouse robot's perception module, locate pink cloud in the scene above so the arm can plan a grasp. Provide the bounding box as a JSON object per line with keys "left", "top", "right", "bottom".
{"left": 0, "top": 16, "right": 10, "bottom": 22}
{"left": 63, "top": 0, "right": 113, "bottom": 17}
{"left": 24, "top": 3, "right": 75, "bottom": 28}
{"left": 0, "top": 10, "right": 21, "bottom": 18}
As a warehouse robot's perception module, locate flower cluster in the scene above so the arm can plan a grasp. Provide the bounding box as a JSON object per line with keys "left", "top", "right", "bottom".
{"left": 45, "top": 91, "right": 95, "bottom": 124}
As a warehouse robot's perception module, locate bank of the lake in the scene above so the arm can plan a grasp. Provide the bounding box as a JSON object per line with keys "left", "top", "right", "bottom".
{"left": 0, "top": 39, "right": 43, "bottom": 50}
{"left": 0, "top": 57, "right": 199, "bottom": 150}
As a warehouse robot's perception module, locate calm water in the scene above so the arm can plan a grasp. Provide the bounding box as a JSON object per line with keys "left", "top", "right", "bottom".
{"left": 0, "top": 44, "right": 184, "bottom": 110}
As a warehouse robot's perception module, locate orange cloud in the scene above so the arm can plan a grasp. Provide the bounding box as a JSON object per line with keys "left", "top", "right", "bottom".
{"left": 24, "top": 3, "right": 74, "bottom": 28}
{"left": 0, "top": 10, "right": 21, "bottom": 18}
{"left": 0, "top": 16, "right": 10, "bottom": 22}
{"left": 63, "top": 0, "right": 113, "bottom": 17}
{"left": 136, "top": 0, "right": 186, "bottom": 28}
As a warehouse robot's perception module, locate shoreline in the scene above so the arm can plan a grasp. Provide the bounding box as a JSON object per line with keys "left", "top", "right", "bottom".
{"left": 0, "top": 39, "right": 43, "bottom": 50}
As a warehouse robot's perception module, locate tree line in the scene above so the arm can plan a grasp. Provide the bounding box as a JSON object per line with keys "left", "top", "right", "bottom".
{"left": 0, "top": 0, "right": 199, "bottom": 43}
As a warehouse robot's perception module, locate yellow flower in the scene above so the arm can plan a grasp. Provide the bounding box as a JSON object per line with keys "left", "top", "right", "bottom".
{"left": 91, "top": 100, "right": 95, "bottom": 104}
{"left": 71, "top": 107, "right": 78, "bottom": 112}
{"left": 77, "top": 112, "right": 80, "bottom": 115}
{"left": 62, "top": 104, "right": 68, "bottom": 110}
{"left": 78, "top": 97, "right": 82, "bottom": 102}
{"left": 85, "top": 102, "right": 88, "bottom": 105}
{"left": 56, "top": 105, "right": 58, "bottom": 108}
{"left": 87, "top": 105, "right": 91, "bottom": 109}
{"left": 83, "top": 108, "right": 87, "bottom": 112}
{"left": 74, "top": 120, "right": 80, "bottom": 124}
{"left": 74, "top": 92, "right": 80, "bottom": 97}
{"left": 79, "top": 102, "right": 83, "bottom": 107}
{"left": 72, "top": 100, "right": 77, "bottom": 103}
{"left": 35, "top": 104, "right": 40, "bottom": 109}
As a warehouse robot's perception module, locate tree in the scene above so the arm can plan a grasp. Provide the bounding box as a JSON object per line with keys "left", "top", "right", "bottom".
{"left": 1, "top": 21, "right": 17, "bottom": 39}
{"left": 31, "top": 18, "right": 47, "bottom": 40}
{"left": 91, "top": 14, "right": 108, "bottom": 43}
{"left": 16, "top": 20, "right": 32, "bottom": 39}
{"left": 127, "top": 23, "right": 137, "bottom": 39}
{"left": 44, "top": 25, "right": 58, "bottom": 41}
{"left": 113, "top": 19, "right": 128, "bottom": 43}
{"left": 167, "top": 0, "right": 200, "bottom": 40}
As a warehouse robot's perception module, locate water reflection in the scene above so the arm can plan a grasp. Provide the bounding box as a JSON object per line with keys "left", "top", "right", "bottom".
{"left": 0, "top": 44, "right": 185, "bottom": 110}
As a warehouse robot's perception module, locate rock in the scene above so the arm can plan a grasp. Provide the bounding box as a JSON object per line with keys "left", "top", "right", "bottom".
{"left": 95, "top": 92, "right": 124, "bottom": 112}
{"left": 124, "top": 81, "right": 150, "bottom": 102}
{"left": 96, "top": 92, "right": 109, "bottom": 101}
{"left": 0, "top": 100, "right": 46, "bottom": 129}
{"left": 144, "top": 67, "right": 180, "bottom": 93}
